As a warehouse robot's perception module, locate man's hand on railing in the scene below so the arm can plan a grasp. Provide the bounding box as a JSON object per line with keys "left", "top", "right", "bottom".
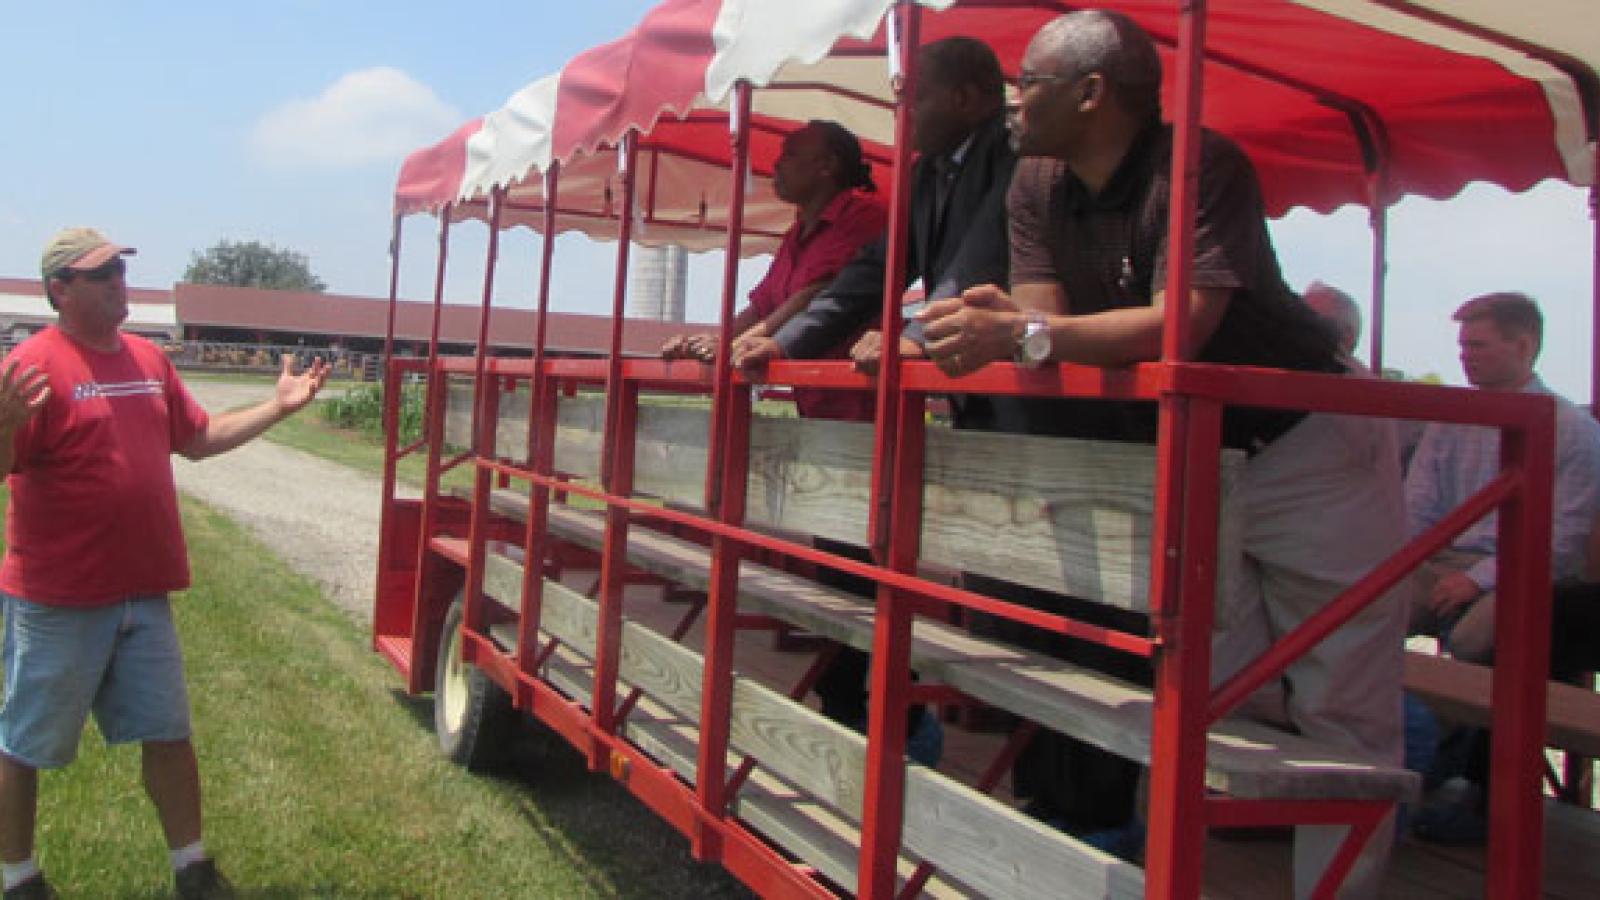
{"left": 661, "top": 332, "right": 717, "bottom": 362}
{"left": 731, "top": 336, "right": 783, "bottom": 372}
{"left": 849, "top": 330, "right": 925, "bottom": 376}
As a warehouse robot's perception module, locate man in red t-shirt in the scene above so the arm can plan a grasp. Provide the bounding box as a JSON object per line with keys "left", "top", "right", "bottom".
{"left": 662, "top": 119, "right": 885, "bottom": 421}
{"left": 0, "top": 228, "right": 328, "bottom": 900}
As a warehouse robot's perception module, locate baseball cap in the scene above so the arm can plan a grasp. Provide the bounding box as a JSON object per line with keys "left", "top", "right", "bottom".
{"left": 40, "top": 227, "right": 136, "bottom": 278}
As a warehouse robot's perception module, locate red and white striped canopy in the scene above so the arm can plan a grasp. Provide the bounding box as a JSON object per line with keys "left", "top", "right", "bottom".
{"left": 395, "top": 0, "right": 1597, "bottom": 252}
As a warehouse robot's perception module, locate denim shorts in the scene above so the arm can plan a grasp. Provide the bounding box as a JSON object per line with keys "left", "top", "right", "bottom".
{"left": 0, "top": 593, "right": 191, "bottom": 769}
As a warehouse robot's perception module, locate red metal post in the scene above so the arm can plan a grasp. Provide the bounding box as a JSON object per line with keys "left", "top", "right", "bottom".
{"left": 470, "top": 189, "right": 505, "bottom": 437}
{"left": 601, "top": 132, "right": 639, "bottom": 486}
{"left": 591, "top": 133, "right": 640, "bottom": 765}
{"left": 1145, "top": 398, "right": 1220, "bottom": 900}
{"left": 593, "top": 379, "right": 639, "bottom": 739}
{"left": 694, "top": 79, "right": 754, "bottom": 861}
{"left": 1591, "top": 178, "right": 1599, "bottom": 414}
{"left": 1367, "top": 179, "right": 1388, "bottom": 373}
{"left": 1486, "top": 407, "right": 1555, "bottom": 898}
{"left": 1145, "top": 2, "right": 1211, "bottom": 898}
{"left": 859, "top": 388, "right": 927, "bottom": 900}
{"left": 1159, "top": 6, "right": 1204, "bottom": 364}
{"left": 865, "top": 1, "right": 921, "bottom": 559}
{"left": 381, "top": 213, "right": 404, "bottom": 384}
{"left": 857, "top": 9, "right": 922, "bottom": 892}
{"left": 517, "top": 163, "right": 562, "bottom": 675}
{"left": 425, "top": 205, "right": 451, "bottom": 366}
{"left": 529, "top": 163, "right": 562, "bottom": 459}
{"left": 374, "top": 213, "right": 405, "bottom": 645}
{"left": 705, "top": 81, "right": 753, "bottom": 513}
{"left": 463, "top": 187, "right": 506, "bottom": 644}
{"left": 517, "top": 379, "right": 560, "bottom": 674}
{"left": 645, "top": 147, "right": 661, "bottom": 223}
{"left": 695, "top": 385, "right": 751, "bottom": 859}
{"left": 405, "top": 204, "right": 455, "bottom": 693}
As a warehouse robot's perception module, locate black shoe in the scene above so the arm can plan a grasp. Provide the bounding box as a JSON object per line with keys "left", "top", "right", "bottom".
{"left": 3, "top": 875, "right": 56, "bottom": 900}
{"left": 1411, "top": 795, "right": 1488, "bottom": 846}
{"left": 175, "top": 859, "right": 236, "bottom": 900}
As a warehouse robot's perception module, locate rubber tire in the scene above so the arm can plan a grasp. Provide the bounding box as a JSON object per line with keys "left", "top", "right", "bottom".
{"left": 434, "top": 597, "right": 516, "bottom": 771}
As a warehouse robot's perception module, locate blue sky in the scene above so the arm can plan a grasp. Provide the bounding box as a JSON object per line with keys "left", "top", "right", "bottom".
{"left": 1, "top": 1, "right": 1593, "bottom": 400}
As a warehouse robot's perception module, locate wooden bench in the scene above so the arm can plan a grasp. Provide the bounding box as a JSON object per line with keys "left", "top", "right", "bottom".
{"left": 477, "top": 544, "right": 1145, "bottom": 899}
{"left": 1403, "top": 651, "right": 1600, "bottom": 759}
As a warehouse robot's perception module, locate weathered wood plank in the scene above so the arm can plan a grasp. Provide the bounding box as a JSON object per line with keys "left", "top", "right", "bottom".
{"left": 482, "top": 553, "right": 597, "bottom": 657}
{"left": 921, "top": 425, "right": 1244, "bottom": 617}
{"left": 616, "top": 615, "right": 705, "bottom": 725}
{"left": 726, "top": 671, "right": 1147, "bottom": 899}
{"left": 1404, "top": 651, "right": 1600, "bottom": 758}
{"left": 626, "top": 717, "right": 981, "bottom": 899}
{"left": 902, "top": 763, "right": 1145, "bottom": 900}
{"left": 449, "top": 387, "right": 1244, "bottom": 612}
{"left": 938, "top": 655, "right": 1417, "bottom": 801}
{"left": 726, "top": 675, "right": 871, "bottom": 819}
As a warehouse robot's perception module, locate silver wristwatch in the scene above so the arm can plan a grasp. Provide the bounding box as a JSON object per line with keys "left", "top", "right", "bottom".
{"left": 1014, "top": 312, "right": 1052, "bottom": 368}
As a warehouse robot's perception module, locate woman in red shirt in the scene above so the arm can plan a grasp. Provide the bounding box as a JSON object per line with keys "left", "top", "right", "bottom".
{"left": 663, "top": 120, "right": 885, "bottom": 421}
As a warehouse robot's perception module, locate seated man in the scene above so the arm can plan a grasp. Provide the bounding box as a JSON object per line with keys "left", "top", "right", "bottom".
{"left": 1414, "top": 505, "right": 1600, "bottom": 845}
{"left": 662, "top": 119, "right": 885, "bottom": 425}
{"left": 1300, "top": 281, "right": 1431, "bottom": 468}
{"left": 1405, "top": 292, "right": 1600, "bottom": 663}
{"left": 1304, "top": 280, "right": 1362, "bottom": 361}
{"left": 921, "top": 10, "right": 1406, "bottom": 897}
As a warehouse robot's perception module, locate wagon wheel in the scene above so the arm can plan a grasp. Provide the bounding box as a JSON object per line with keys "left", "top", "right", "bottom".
{"left": 434, "top": 596, "right": 516, "bottom": 771}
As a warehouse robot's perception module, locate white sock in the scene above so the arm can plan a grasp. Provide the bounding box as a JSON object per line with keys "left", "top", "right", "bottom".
{"left": 170, "top": 840, "right": 207, "bottom": 871}
{"left": 2, "top": 859, "right": 39, "bottom": 890}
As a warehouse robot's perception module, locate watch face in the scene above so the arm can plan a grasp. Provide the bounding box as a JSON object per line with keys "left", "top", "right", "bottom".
{"left": 1022, "top": 326, "right": 1052, "bottom": 364}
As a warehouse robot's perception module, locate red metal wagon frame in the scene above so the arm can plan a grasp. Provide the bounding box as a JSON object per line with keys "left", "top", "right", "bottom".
{"left": 372, "top": 2, "right": 1599, "bottom": 897}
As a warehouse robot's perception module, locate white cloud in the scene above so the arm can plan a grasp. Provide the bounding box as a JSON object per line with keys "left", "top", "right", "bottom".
{"left": 250, "top": 67, "right": 462, "bottom": 169}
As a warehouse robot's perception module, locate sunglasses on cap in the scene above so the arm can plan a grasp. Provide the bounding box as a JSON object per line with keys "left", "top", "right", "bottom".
{"left": 55, "top": 257, "right": 126, "bottom": 284}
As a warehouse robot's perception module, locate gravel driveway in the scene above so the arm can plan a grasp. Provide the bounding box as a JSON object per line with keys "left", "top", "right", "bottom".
{"left": 174, "top": 381, "right": 381, "bottom": 625}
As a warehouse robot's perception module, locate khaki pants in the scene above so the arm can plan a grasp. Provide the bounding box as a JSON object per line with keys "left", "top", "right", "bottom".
{"left": 1214, "top": 412, "right": 1411, "bottom": 900}
{"left": 1407, "top": 550, "right": 1496, "bottom": 663}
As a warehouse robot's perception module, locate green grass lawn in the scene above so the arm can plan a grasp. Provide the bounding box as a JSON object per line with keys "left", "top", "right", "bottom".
{"left": 17, "top": 495, "right": 746, "bottom": 899}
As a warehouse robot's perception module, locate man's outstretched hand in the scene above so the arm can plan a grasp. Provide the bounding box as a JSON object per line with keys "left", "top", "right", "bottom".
{"left": 274, "top": 354, "right": 330, "bottom": 414}
{"left": 0, "top": 360, "right": 49, "bottom": 433}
